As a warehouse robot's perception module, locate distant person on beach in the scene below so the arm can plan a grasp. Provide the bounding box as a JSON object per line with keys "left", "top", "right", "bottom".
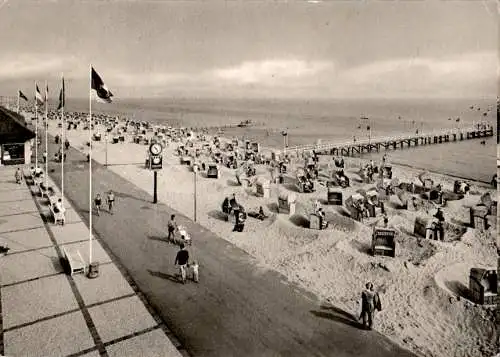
{"left": 94, "top": 193, "right": 102, "bottom": 216}
{"left": 43, "top": 151, "right": 47, "bottom": 163}
{"left": 167, "top": 214, "right": 178, "bottom": 241}
{"left": 175, "top": 243, "right": 189, "bottom": 284}
{"left": 107, "top": 190, "right": 115, "bottom": 214}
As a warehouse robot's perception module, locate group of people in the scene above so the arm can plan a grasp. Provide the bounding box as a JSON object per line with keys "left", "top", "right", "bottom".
{"left": 362, "top": 160, "right": 378, "bottom": 182}
{"left": 167, "top": 215, "right": 199, "bottom": 284}
{"left": 94, "top": 190, "right": 115, "bottom": 216}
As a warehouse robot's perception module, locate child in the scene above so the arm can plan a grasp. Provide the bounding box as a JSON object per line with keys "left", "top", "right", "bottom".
{"left": 189, "top": 260, "right": 199, "bottom": 283}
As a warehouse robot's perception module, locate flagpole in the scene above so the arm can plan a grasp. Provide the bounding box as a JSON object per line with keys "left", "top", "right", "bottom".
{"left": 89, "top": 65, "right": 93, "bottom": 265}
{"left": 17, "top": 91, "right": 20, "bottom": 114}
{"left": 61, "top": 75, "right": 65, "bottom": 207}
{"left": 35, "top": 83, "right": 38, "bottom": 170}
{"left": 45, "top": 81, "right": 48, "bottom": 188}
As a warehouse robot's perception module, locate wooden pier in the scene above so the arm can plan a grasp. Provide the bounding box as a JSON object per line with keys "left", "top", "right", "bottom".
{"left": 283, "top": 126, "right": 494, "bottom": 157}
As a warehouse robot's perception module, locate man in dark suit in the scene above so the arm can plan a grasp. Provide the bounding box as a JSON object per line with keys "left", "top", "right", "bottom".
{"left": 360, "top": 282, "right": 381, "bottom": 330}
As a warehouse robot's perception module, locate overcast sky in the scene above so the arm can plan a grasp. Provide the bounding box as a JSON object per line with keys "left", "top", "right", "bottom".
{"left": 0, "top": 0, "right": 497, "bottom": 99}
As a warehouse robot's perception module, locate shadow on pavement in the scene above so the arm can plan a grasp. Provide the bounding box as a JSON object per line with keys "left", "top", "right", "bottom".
{"left": 148, "top": 269, "right": 181, "bottom": 284}
{"left": 147, "top": 235, "right": 168, "bottom": 243}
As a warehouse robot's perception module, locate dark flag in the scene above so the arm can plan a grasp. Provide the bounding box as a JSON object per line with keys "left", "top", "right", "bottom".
{"left": 91, "top": 67, "right": 113, "bottom": 103}
{"left": 19, "top": 91, "right": 28, "bottom": 101}
{"left": 35, "top": 84, "right": 44, "bottom": 104}
{"left": 58, "top": 77, "right": 65, "bottom": 110}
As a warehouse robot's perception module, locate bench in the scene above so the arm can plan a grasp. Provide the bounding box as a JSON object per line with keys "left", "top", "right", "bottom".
{"left": 62, "top": 247, "right": 86, "bottom": 276}
{"left": 49, "top": 203, "right": 65, "bottom": 225}
{"left": 39, "top": 183, "right": 53, "bottom": 199}
{"left": 48, "top": 195, "right": 59, "bottom": 207}
{"left": 23, "top": 168, "right": 33, "bottom": 181}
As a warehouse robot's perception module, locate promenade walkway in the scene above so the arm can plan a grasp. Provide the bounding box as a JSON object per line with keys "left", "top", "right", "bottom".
{"left": 0, "top": 166, "right": 183, "bottom": 357}
{"left": 44, "top": 136, "right": 418, "bottom": 357}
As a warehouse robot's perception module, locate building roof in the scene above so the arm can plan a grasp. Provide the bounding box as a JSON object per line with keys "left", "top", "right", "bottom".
{"left": 0, "top": 106, "right": 35, "bottom": 143}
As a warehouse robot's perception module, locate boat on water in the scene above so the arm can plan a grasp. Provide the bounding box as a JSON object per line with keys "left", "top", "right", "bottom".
{"left": 237, "top": 119, "right": 252, "bottom": 127}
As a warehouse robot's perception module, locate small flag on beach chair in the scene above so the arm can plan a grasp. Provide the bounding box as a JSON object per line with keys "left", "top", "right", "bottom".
{"left": 91, "top": 67, "right": 113, "bottom": 103}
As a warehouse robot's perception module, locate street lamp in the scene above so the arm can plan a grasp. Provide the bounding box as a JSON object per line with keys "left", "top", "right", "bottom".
{"left": 281, "top": 130, "right": 288, "bottom": 155}
{"left": 104, "top": 133, "right": 108, "bottom": 167}
{"left": 192, "top": 163, "right": 198, "bottom": 222}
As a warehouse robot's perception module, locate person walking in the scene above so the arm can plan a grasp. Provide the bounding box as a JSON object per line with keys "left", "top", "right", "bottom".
{"left": 107, "top": 190, "right": 115, "bottom": 214}
{"left": 175, "top": 243, "right": 189, "bottom": 284}
{"left": 94, "top": 193, "right": 102, "bottom": 216}
{"left": 14, "top": 167, "right": 22, "bottom": 184}
{"left": 167, "top": 214, "right": 178, "bottom": 242}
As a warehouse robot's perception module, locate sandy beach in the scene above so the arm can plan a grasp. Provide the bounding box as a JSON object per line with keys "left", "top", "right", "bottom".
{"left": 39, "top": 112, "right": 498, "bottom": 357}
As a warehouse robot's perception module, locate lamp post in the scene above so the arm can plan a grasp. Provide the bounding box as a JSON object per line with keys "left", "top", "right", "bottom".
{"left": 104, "top": 133, "right": 108, "bottom": 167}
{"left": 193, "top": 163, "right": 198, "bottom": 222}
{"left": 282, "top": 130, "right": 288, "bottom": 155}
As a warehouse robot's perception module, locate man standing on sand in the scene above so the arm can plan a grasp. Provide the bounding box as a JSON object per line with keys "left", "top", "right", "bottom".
{"left": 360, "top": 282, "right": 381, "bottom": 330}
{"left": 175, "top": 243, "right": 189, "bottom": 284}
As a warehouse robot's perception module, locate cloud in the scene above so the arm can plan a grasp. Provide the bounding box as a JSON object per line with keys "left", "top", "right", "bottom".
{"left": 0, "top": 53, "right": 79, "bottom": 79}
{"left": 212, "top": 60, "right": 334, "bottom": 85}
{"left": 339, "top": 51, "right": 497, "bottom": 97}
{"left": 105, "top": 59, "right": 335, "bottom": 93}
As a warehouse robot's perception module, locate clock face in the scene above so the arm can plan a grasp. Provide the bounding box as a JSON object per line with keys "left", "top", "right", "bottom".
{"left": 150, "top": 143, "right": 162, "bottom": 155}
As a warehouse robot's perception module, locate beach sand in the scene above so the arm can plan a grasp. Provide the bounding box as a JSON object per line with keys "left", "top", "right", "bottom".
{"left": 43, "top": 115, "right": 499, "bottom": 357}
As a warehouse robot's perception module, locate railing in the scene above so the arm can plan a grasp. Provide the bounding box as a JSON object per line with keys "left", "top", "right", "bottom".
{"left": 283, "top": 126, "right": 490, "bottom": 155}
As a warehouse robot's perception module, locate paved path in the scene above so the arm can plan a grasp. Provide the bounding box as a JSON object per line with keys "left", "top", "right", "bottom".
{"left": 44, "top": 138, "right": 418, "bottom": 357}
{"left": 0, "top": 165, "right": 183, "bottom": 357}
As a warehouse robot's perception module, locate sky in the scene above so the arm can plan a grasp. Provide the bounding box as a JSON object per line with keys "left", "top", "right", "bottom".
{"left": 0, "top": 0, "right": 498, "bottom": 99}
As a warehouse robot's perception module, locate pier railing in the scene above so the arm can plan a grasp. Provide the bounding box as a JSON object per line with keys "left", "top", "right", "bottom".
{"left": 282, "top": 126, "right": 493, "bottom": 156}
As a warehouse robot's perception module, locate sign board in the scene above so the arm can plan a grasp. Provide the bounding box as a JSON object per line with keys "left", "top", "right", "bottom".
{"left": 149, "top": 155, "right": 162, "bottom": 170}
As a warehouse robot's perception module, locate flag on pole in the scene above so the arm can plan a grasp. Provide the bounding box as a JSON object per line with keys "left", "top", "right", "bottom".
{"left": 58, "top": 77, "right": 65, "bottom": 110}
{"left": 35, "top": 84, "right": 44, "bottom": 104}
{"left": 45, "top": 83, "right": 49, "bottom": 102}
{"left": 91, "top": 67, "right": 113, "bottom": 103}
{"left": 19, "top": 91, "right": 28, "bottom": 101}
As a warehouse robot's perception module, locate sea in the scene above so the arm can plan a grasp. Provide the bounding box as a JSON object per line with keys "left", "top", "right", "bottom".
{"left": 61, "top": 97, "right": 497, "bottom": 183}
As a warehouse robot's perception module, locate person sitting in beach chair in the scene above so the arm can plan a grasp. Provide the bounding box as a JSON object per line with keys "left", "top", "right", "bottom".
{"left": 257, "top": 206, "right": 268, "bottom": 221}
